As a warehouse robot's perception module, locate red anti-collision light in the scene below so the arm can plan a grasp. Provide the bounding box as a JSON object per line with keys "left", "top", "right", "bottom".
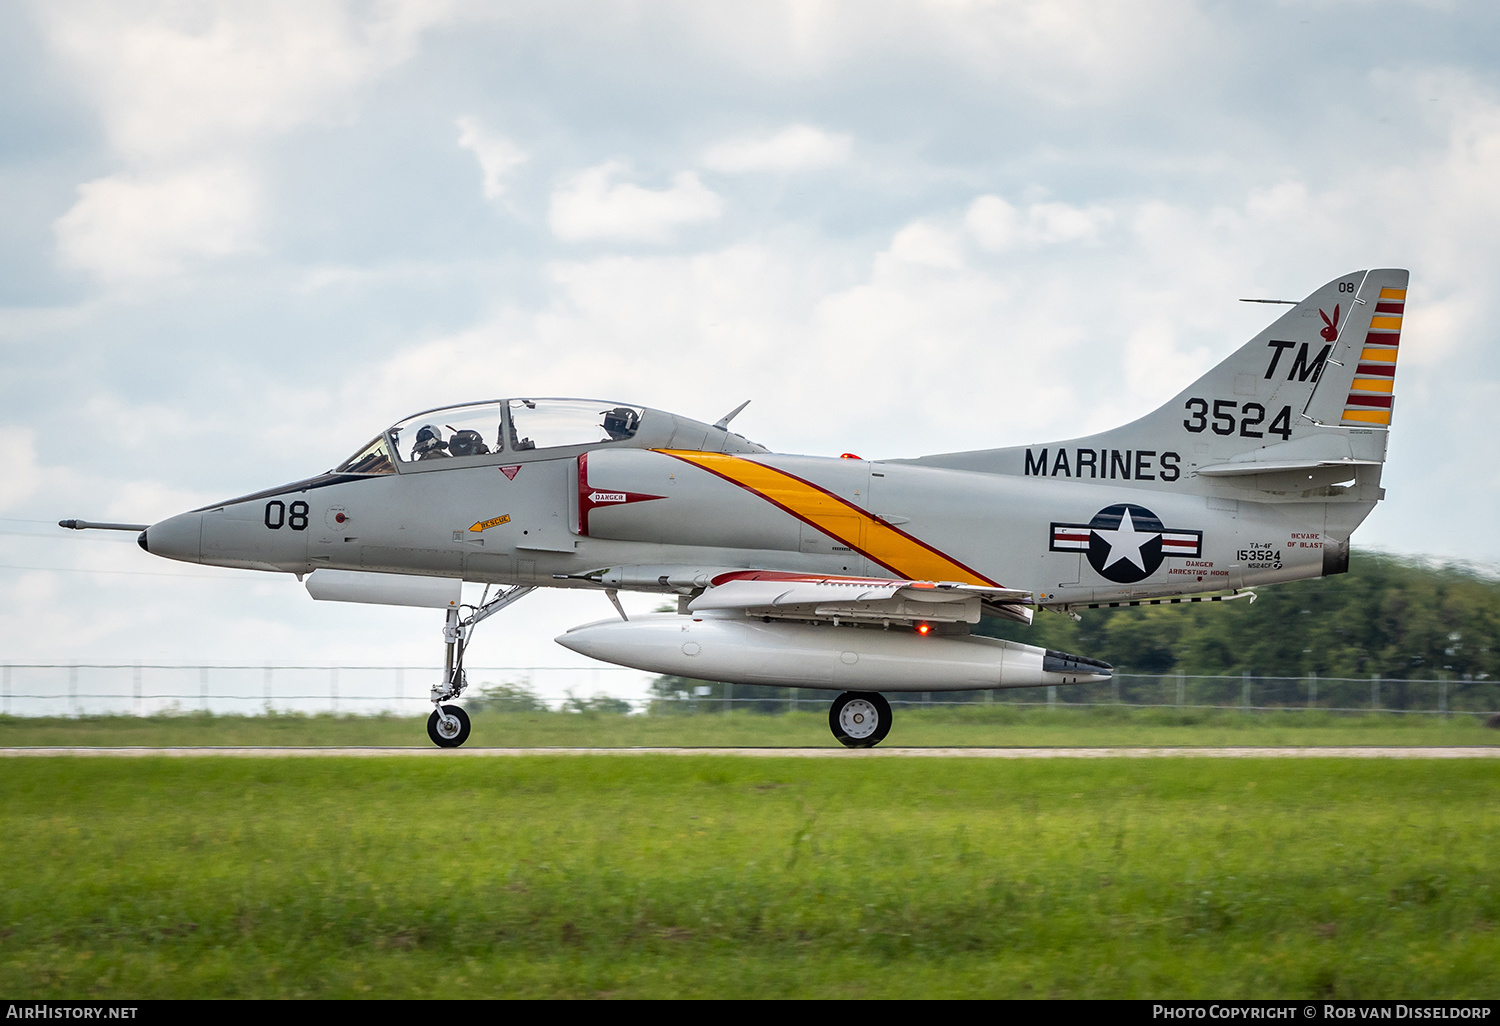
{"left": 916, "top": 623, "right": 931, "bottom": 635}
{"left": 839, "top": 453, "right": 862, "bottom": 460}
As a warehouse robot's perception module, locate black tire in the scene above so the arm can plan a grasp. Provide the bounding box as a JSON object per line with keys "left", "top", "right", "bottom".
{"left": 427, "top": 704, "right": 471, "bottom": 748}
{"left": 829, "top": 691, "right": 892, "bottom": 748}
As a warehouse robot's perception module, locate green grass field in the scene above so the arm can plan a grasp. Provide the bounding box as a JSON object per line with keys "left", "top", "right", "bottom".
{"left": 1, "top": 755, "right": 1496, "bottom": 998}
{"left": 0, "top": 704, "right": 1495, "bottom": 748}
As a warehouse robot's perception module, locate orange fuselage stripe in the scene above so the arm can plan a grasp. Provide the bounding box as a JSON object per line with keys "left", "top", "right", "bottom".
{"left": 656, "top": 450, "right": 997, "bottom": 585}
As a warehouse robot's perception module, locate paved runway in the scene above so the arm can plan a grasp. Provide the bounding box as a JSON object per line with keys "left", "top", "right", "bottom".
{"left": 2, "top": 746, "right": 1497, "bottom": 758}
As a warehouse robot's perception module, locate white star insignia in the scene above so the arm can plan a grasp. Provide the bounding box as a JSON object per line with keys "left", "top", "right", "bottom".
{"left": 1092, "top": 507, "right": 1160, "bottom": 573}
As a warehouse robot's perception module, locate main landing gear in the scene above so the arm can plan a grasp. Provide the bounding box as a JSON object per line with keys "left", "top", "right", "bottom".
{"left": 427, "top": 584, "right": 535, "bottom": 748}
{"left": 829, "top": 691, "right": 893, "bottom": 748}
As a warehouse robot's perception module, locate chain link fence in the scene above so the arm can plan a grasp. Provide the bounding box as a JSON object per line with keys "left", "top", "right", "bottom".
{"left": 649, "top": 671, "right": 1500, "bottom": 717}
{"left": 1, "top": 664, "right": 1496, "bottom": 718}
{"left": 0, "top": 665, "right": 649, "bottom": 718}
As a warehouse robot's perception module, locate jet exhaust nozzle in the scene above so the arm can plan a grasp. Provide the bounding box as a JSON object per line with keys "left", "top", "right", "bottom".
{"left": 1042, "top": 650, "right": 1113, "bottom": 678}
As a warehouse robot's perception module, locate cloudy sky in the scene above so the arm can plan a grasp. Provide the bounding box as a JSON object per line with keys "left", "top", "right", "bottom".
{"left": 2, "top": 0, "right": 1497, "bottom": 693}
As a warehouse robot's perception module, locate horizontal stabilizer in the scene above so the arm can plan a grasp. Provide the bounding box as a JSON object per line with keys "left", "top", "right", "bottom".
{"left": 1196, "top": 458, "right": 1380, "bottom": 477}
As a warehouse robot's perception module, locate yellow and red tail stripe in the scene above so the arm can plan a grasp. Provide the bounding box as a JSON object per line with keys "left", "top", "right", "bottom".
{"left": 1343, "top": 286, "right": 1404, "bottom": 426}
{"left": 657, "top": 450, "right": 1000, "bottom": 586}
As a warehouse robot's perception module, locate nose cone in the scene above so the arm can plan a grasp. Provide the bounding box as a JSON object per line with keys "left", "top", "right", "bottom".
{"left": 141, "top": 511, "right": 204, "bottom": 564}
{"left": 555, "top": 620, "right": 613, "bottom": 660}
{"left": 555, "top": 616, "right": 664, "bottom": 663}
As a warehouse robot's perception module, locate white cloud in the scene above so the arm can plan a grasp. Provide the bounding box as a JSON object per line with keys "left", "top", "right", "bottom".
{"left": 549, "top": 161, "right": 724, "bottom": 243}
{"left": 39, "top": 0, "right": 454, "bottom": 162}
{"left": 293, "top": 260, "right": 454, "bottom": 295}
{"left": 337, "top": 229, "right": 1099, "bottom": 460}
{"left": 1244, "top": 181, "right": 1314, "bottom": 224}
{"left": 887, "top": 221, "right": 965, "bottom": 269}
{"left": 668, "top": 1, "right": 1206, "bottom": 107}
{"left": 41, "top": 1, "right": 453, "bottom": 282}
{"left": 1028, "top": 202, "right": 1112, "bottom": 244}
{"left": 456, "top": 116, "right": 528, "bottom": 201}
{"left": 701, "top": 124, "right": 853, "bottom": 173}
{"left": 965, "top": 194, "right": 1114, "bottom": 250}
{"left": 0, "top": 429, "right": 44, "bottom": 513}
{"left": 104, "top": 480, "right": 218, "bottom": 525}
{"left": 963, "top": 195, "right": 1021, "bottom": 250}
{"left": 54, "top": 165, "right": 259, "bottom": 280}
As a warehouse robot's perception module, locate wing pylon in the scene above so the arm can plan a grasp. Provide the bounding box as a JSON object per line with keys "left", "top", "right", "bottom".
{"left": 687, "top": 570, "right": 1034, "bottom": 626}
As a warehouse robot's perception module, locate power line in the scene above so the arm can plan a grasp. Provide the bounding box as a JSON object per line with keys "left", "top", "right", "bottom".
{"left": 0, "top": 530, "right": 138, "bottom": 541}
{"left": 0, "top": 563, "right": 252, "bottom": 581}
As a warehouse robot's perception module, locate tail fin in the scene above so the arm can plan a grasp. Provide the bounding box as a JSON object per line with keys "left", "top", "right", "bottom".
{"left": 912, "top": 268, "right": 1408, "bottom": 491}
{"left": 1214, "top": 267, "right": 1408, "bottom": 432}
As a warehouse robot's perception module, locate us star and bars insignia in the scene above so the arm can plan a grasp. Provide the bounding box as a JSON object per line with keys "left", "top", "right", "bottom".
{"left": 1050, "top": 503, "right": 1203, "bottom": 584}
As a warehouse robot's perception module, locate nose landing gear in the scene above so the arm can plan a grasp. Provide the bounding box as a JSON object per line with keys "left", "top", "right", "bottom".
{"left": 829, "top": 691, "right": 892, "bottom": 748}
{"left": 427, "top": 584, "right": 534, "bottom": 748}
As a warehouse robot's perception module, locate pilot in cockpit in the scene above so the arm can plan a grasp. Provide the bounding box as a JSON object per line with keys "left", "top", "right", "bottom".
{"left": 447, "top": 429, "right": 490, "bottom": 457}
{"left": 601, "top": 407, "right": 640, "bottom": 441}
{"left": 413, "top": 424, "right": 450, "bottom": 459}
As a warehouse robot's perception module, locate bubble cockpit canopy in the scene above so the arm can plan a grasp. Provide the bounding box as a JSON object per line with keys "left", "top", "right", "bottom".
{"left": 333, "top": 399, "right": 646, "bottom": 473}
{"left": 388, "top": 402, "right": 504, "bottom": 464}
{"left": 333, "top": 436, "right": 395, "bottom": 475}
{"left": 507, "top": 398, "right": 641, "bottom": 451}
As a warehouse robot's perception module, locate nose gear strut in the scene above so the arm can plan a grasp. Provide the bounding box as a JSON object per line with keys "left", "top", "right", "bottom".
{"left": 428, "top": 584, "right": 535, "bottom": 747}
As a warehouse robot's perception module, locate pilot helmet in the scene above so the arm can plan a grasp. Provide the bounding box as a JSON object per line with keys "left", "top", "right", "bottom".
{"left": 448, "top": 429, "right": 488, "bottom": 457}
{"left": 413, "top": 424, "right": 447, "bottom": 455}
{"left": 601, "top": 407, "right": 639, "bottom": 440}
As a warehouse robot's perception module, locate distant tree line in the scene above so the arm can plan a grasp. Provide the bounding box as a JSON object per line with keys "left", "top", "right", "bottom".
{"left": 984, "top": 551, "right": 1497, "bottom": 680}
{"left": 465, "top": 681, "right": 632, "bottom": 715}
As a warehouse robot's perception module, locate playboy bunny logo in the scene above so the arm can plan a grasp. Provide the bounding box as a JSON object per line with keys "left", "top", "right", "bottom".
{"left": 1319, "top": 304, "right": 1340, "bottom": 342}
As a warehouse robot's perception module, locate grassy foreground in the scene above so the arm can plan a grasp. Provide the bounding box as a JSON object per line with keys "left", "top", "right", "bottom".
{"left": 0, "top": 704, "right": 1496, "bottom": 748}
{"left": 0, "top": 756, "right": 1496, "bottom": 998}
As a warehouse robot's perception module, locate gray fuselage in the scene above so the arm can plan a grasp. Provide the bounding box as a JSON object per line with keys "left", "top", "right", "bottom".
{"left": 141, "top": 400, "right": 1368, "bottom": 607}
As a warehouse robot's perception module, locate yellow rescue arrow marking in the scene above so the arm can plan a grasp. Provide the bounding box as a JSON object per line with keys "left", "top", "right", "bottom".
{"left": 469, "top": 514, "right": 512, "bottom": 532}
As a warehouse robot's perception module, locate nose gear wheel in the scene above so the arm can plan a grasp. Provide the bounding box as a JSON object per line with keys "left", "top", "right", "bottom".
{"left": 427, "top": 704, "right": 471, "bottom": 748}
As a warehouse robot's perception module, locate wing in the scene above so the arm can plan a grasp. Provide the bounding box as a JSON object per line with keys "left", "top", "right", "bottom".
{"left": 687, "top": 570, "right": 1034, "bottom": 626}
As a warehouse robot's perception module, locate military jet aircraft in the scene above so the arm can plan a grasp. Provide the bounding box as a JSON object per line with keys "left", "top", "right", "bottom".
{"left": 63, "top": 268, "right": 1407, "bottom": 748}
